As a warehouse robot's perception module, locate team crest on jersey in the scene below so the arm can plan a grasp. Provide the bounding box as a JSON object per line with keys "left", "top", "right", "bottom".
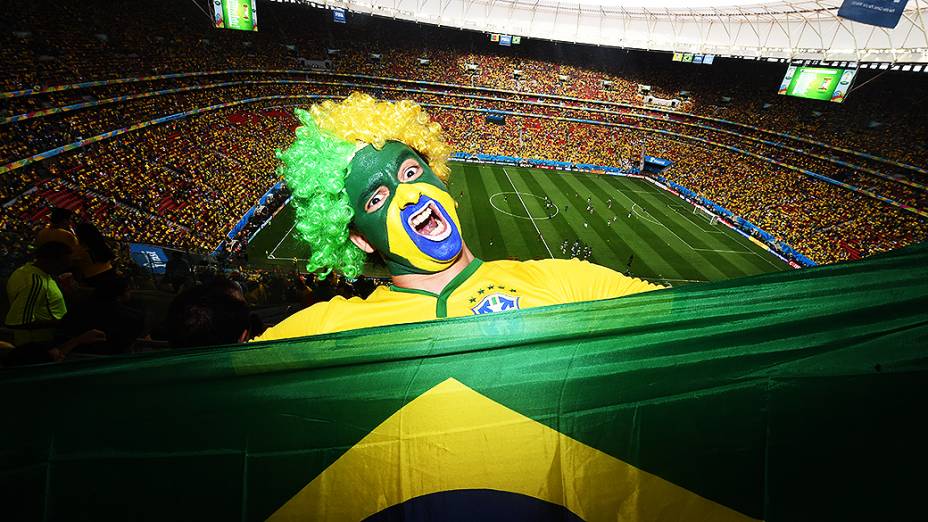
{"left": 471, "top": 292, "right": 521, "bottom": 315}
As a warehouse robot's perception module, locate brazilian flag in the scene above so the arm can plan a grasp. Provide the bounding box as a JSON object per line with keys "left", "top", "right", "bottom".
{"left": 2, "top": 244, "right": 926, "bottom": 520}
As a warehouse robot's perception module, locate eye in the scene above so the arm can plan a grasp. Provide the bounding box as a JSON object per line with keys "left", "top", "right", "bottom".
{"left": 365, "top": 186, "right": 389, "bottom": 213}
{"left": 398, "top": 161, "right": 422, "bottom": 182}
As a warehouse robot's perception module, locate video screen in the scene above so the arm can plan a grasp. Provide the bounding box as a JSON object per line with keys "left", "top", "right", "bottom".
{"left": 212, "top": 0, "right": 258, "bottom": 31}
{"left": 778, "top": 66, "right": 856, "bottom": 103}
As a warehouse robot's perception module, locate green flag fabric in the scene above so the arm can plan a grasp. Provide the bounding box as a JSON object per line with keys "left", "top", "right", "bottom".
{"left": 2, "top": 244, "right": 927, "bottom": 521}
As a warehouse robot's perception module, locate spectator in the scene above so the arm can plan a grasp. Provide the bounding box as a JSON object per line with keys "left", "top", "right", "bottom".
{"left": 62, "top": 276, "right": 145, "bottom": 356}
{"left": 165, "top": 252, "right": 192, "bottom": 292}
{"left": 3, "top": 241, "right": 105, "bottom": 365}
{"left": 35, "top": 207, "right": 79, "bottom": 252}
{"left": 74, "top": 221, "right": 116, "bottom": 286}
{"left": 163, "top": 281, "right": 253, "bottom": 348}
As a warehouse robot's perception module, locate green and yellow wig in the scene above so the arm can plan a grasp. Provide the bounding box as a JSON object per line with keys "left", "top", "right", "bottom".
{"left": 276, "top": 92, "right": 452, "bottom": 279}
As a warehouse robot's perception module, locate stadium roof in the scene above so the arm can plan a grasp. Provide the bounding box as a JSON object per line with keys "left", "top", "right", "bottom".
{"left": 291, "top": 0, "right": 928, "bottom": 63}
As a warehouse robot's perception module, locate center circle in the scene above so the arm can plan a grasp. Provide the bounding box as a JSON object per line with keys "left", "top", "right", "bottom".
{"left": 488, "top": 192, "right": 559, "bottom": 220}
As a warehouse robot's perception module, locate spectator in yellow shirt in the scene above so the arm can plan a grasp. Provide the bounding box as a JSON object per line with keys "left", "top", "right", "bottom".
{"left": 35, "top": 207, "right": 79, "bottom": 253}
{"left": 4, "top": 241, "right": 105, "bottom": 365}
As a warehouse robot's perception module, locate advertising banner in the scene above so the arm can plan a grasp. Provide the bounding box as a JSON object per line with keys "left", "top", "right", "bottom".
{"left": 128, "top": 243, "right": 169, "bottom": 274}
{"left": 838, "top": 0, "right": 910, "bottom": 28}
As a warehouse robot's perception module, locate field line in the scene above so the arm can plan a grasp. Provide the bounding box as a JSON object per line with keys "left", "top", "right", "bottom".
{"left": 639, "top": 181, "right": 784, "bottom": 263}
{"left": 503, "top": 168, "right": 554, "bottom": 259}
{"left": 630, "top": 204, "right": 703, "bottom": 251}
{"left": 663, "top": 194, "right": 787, "bottom": 268}
{"left": 633, "top": 203, "right": 752, "bottom": 255}
{"left": 649, "top": 276, "right": 707, "bottom": 283}
{"left": 269, "top": 221, "right": 298, "bottom": 260}
{"left": 667, "top": 203, "right": 724, "bottom": 235}
{"left": 646, "top": 186, "right": 728, "bottom": 237}
{"left": 749, "top": 247, "right": 787, "bottom": 270}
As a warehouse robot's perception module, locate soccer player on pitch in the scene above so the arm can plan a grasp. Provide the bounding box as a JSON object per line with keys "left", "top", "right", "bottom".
{"left": 254, "top": 94, "right": 661, "bottom": 341}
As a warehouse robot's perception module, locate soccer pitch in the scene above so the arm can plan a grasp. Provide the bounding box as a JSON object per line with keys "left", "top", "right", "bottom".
{"left": 247, "top": 163, "right": 789, "bottom": 285}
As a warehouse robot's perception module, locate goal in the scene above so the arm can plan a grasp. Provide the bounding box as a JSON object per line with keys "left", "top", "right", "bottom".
{"left": 693, "top": 205, "right": 719, "bottom": 225}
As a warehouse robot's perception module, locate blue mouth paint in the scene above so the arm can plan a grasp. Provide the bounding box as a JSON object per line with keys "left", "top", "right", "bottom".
{"left": 400, "top": 195, "right": 463, "bottom": 262}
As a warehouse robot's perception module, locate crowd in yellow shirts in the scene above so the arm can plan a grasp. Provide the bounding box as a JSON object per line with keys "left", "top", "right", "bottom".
{"left": 4, "top": 105, "right": 295, "bottom": 255}
{"left": 1, "top": 0, "right": 925, "bottom": 269}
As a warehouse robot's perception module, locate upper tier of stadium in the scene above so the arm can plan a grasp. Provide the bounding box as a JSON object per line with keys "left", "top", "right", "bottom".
{"left": 299, "top": 0, "right": 928, "bottom": 63}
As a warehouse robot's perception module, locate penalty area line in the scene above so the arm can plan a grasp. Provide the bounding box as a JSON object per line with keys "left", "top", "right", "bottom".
{"left": 503, "top": 168, "right": 555, "bottom": 259}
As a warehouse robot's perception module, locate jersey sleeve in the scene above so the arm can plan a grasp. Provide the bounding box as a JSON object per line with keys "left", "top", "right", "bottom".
{"left": 549, "top": 258, "right": 664, "bottom": 303}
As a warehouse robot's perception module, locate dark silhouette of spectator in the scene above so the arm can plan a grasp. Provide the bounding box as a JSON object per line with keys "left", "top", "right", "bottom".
{"left": 62, "top": 276, "right": 145, "bottom": 356}
{"left": 165, "top": 252, "right": 192, "bottom": 293}
{"left": 74, "top": 222, "right": 116, "bottom": 286}
{"left": 35, "top": 208, "right": 79, "bottom": 254}
{"left": 208, "top": 275, "right": 247, "bottom": 303}
{"left": 163, "top": 280, "right": 253, "bottom": 348}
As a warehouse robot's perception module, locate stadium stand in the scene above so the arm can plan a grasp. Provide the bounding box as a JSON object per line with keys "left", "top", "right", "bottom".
{"left": 0, "top": 0, "right": 926, "bottom": 361}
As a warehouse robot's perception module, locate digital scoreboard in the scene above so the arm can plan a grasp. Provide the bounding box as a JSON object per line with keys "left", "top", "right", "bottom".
{"left": 778, "top": 66, "right": 856, "bottom": 103}
{"left": 212, "top": 0, "right": 258, "bottom": 31}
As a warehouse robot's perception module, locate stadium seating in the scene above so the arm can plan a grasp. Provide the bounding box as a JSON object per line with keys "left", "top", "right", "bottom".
{"left": 1, "top": 0, "right": 926, "bottom": 272}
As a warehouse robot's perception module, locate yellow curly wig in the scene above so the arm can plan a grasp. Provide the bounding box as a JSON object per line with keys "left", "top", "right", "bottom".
{"left": 310, "top": 92, "right": 451, "bottom": 181}
{"left": 277, "top": 92, "right": 451, "bottom": 278}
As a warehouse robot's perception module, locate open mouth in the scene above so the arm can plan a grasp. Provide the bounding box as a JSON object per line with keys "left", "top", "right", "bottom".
{"left": 407, "top": 201, "right": 452, "bottom": 241}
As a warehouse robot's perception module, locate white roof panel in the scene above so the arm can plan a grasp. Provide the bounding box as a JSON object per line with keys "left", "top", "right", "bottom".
{"left": 294, "top": 0, "right": 928, "bottom": 62}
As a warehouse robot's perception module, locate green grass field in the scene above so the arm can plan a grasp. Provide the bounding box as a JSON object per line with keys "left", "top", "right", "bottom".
{"left": 247, "top": 163, "right": 789, "bottom": 285}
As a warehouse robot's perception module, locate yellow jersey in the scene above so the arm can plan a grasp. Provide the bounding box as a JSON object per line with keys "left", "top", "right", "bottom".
{"left": 5, "top": 262, "right": 67, "bottom": 346}
{"left": 254, "top": 258, "right": 661, "bottom": 342}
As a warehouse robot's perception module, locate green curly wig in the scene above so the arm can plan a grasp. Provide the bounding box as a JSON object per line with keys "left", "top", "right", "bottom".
{"left": 276, "top": 93, "right": 451, "bottom": 279}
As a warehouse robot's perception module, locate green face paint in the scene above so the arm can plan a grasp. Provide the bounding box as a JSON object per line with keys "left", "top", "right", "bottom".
{"left": 346, "top": 142, "right": 463, "bottom": 276}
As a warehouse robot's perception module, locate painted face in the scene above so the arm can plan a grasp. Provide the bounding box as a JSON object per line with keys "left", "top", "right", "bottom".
{"left": 346, "top": 142, "right": 463, "bottom": 275}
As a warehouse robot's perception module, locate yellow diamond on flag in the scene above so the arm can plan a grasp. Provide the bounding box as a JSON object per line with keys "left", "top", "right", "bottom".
{"left": 269, "top": 378, "right": 759, "bottom": 521}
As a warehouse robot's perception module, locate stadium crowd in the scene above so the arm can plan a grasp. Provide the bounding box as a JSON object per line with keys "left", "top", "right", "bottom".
{"left": 2, "top": 0, "right": 924, "bottom": 162}
{"left": 2, "top": 0, "right": 927, "bottom": 358}
{"left": 6, "top": 102, "right": 299, "bottom": 253}
{"left": 3, "top": 80, "right": 924, "bottom": 268}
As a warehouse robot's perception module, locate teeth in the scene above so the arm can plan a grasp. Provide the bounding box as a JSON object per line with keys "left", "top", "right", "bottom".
{"left": 407, "top": 202, "right": 453, "bottom": 241}
{"left": 411, "top": 206, "right": 433, "bottom": 226}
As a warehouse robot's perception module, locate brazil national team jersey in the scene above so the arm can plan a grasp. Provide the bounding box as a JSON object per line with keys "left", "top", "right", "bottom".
{"left": 254, "top": 258, "right": 662, "bottom": 341}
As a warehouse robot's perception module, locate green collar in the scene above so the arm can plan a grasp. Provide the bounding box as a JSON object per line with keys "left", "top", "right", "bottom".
{"left": 389, "top": 258, "right": 484, "bottom": 318}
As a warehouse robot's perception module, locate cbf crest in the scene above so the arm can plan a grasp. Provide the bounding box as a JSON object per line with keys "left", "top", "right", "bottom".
{"left": 471, "top": 292, "right": 521, "bottom": 315}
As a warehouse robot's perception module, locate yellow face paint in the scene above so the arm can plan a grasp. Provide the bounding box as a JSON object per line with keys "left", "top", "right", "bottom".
{"left": 385, "top": 182, "right": 464, "bottom": 273}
